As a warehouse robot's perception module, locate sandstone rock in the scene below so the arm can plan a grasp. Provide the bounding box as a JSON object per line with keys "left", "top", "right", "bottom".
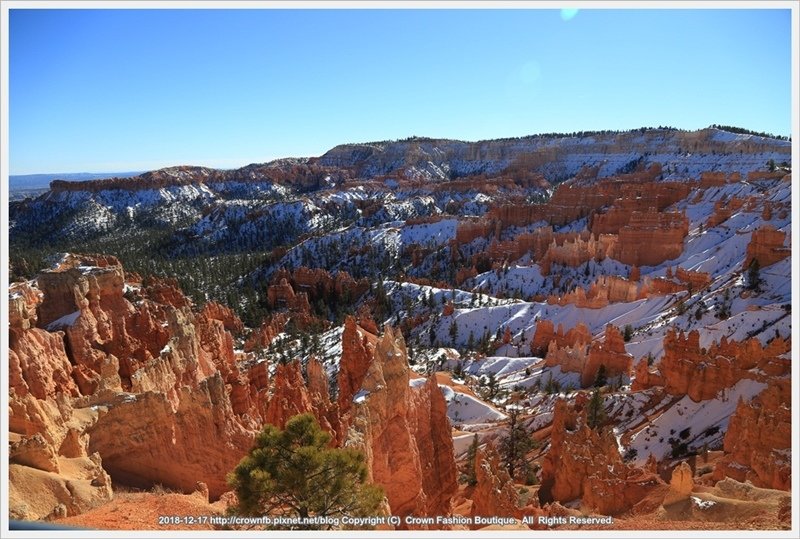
{"left": 346, "top": 325, "right": 457, "bottom": 525}
{"left": 199, "top": 301, "right": 244, "bottom": 334}
{"left": 87, "top": 375, "right": 253, "bottom": 500}
{"left": 582, "top": 324, "right": 633, "bottom": 388}
{"left": 743, "top": 225, "right": 790, "bottom": 269}
{"left": 243, "top": 313, "right": 287, "bottom": 352}
{"left": 664, "top": 461, "right": 694, "bottom": 505}
{"left": 638, "top": 329, "right": 790, "bottom": 402}
{"left": 531, "top": 320, "right": 591, "bottom": 357}
{"left": 706, "top": 196, "right": 744, "bottom": 228}
{"left": 612, "top": 209, "right": 688, "bottom": 267}
{"left": 337, "top": 316, "right": 377, "bottom": 415}
{"left": 9, "top": 281, "right": 42, "bottom": 329}
{"left": 9, "top": 457, "right": 113, "bottom": 521}
{"left": 9, "top": 328, "right": 78, "bottom": 400}
{"left": 539, "top": 399, "right": 665, "bottom": 515}
{"left": 10, "top": 433, "right": 61, "bottom": 473}
{"left": 455, "top": 218, "right": 493, "bottom": 245}
{"left": 470, "top": 444, "right": 520, "bottom": 526}
{"left": 713, "top": 382, "right": 791, "bottom": 490}
{"left": 543, "top": 325, "right": 632, "bottom": 388}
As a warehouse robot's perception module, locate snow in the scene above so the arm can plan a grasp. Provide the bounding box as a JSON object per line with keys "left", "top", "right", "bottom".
{"left": 439, "top": 385, "right": 507, "bottom": 425}
{"left": 691, "top": 496, "right": 716, "bottom": 509}
{"left": 46, "top": 310, "right": 81, "bottom": 330}
{"left": 352, "top": 389, "right": 370, "bottom": 404}
{"left": 409, "top": 378, "right": 428, "bottom": 389}
{"left": 626, "top": 379, "right": 767, "bottom": 464}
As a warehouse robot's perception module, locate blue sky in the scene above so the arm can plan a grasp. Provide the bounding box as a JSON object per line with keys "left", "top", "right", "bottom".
{"left": 9, "top": 8, "right": 792, "bottom": 174}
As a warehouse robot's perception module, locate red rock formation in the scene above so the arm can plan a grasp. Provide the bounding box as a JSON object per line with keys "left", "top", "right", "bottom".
{"left": 488, "top": 168, "right": 685, "bottom": 233}
{"left": 582, "top": 325, "right": 633, "bottom": 388}
{"left": 675, "top": 267, "right": 712, "bottom": 290}
{"left": 544, "top": 341, "right": 590, "bottom": 377}
{"left": 199, "top": 301, "right": 244, "bottom": 334}
{"left": 539, "top": 233, "right": 616, "bottom": 275}
{"left": 270, "top": 266, "right": 370, "bottom": 305}
{"left": 663, "top": 461, "right": 694, "bottom": 505}
{"left": 531, "top": 320, "right": 591, "bottom": 357}
{"left": 638, "top": 276, "right": 687, "bottom": 297}
{"left": 698, "top": 171, "right": 739, "bottom": 188}
{"left": 267, "top": 277, "right": 297, "bottom": 308}
{"left": 762, "top": 201, "right": 773, "bottom": 221}
{"left": 502, "top": 326, "right": 512, "bottom": 345}
{"left": 632, "top": 357, "right": 664, "bottom": 391}
{"left": 713, "top": 382, "right": 791, "bottom": 490}
{"left": 347, "top": 326, "right": 457, "bottom": 524}
{"left": 543, "top": 324, "right": 632, "bottom": 388}
{"left": 470, "top": 444, "right": 520, "bottom": 525}
{"left": 539, "top": 399, "right": 665, "bottom": 515}
{"left": 9, "top": 281, "right": 42, "bottom": 330}
{"left": 337, "top": 316, "right": 377, "bottom": 415}
{"left": 8, "top": 254, "right": 275, "bottom": 504}
{"left": 483, "top": 226, "right": 560, "bottom": 264}
{"left": 442, "top": 302, "right": 455, "bottom": 317}
{"left": 86, "top": 376, "right": 252, "bottom": 499}
{"left": 548, "top": 275, "right": 639, "bottom": 308}
{"left": 746, "top": 170, "right": 785, "bottom": 182}
{"left": 743, "top": 225, "right": 790, "bottom": 269}
{"left": 637, "top": 329, "right": 791, "bottom": 402}
{"left": 612, "top": 209, "right": 688, "bottom": 267}
{"left": 243, "top": 313, "right": 287, "bottom": 352}
{"left": 306, "top": 357, "right": 343, "bottom": 444}
{"left": 265, "top": 361, "right": 316, "bottom": 428}
{"left": 455, "top": 266, "right": 478, "bottom": 285}
{"left": 355, "top": 303, "right": 380, "bottom": 335}
{"left": 455, "top": 218, "right": 493, "bottom": 245}
{"left": 142, "top": 276, "right": 192, "bottom": 308}
{"left": 9, "top": 330, "right": 78, "bottom": 400}
{"left": 706, "top": 196, "right": 744, "bottom": 228}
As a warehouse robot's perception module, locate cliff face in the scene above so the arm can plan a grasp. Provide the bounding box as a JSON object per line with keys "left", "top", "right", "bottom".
{"left": 531, "top": 320, "right": 591, "bottom": 357}
{"left": 337, "top": 316, "right": 377, "bottom": 416}
{"left": 9, "top": 254, "right": 264, "bottom": 505}
{"left": 539, "top": 399, "right": 665, "bottom": 515}
{"left": 613, "top": 210, "right": 689, "bottom": 267}
{"left": 743, "top": 225, "right": 790, "bottom": 269}
{"left": 264, "top": 359, "right": 341, "bottom": 444}
{"left": 636, "top": 329, "right": 790, "bottom": 402}
{"left": 542, "top": 324, "right": 633, "bottom": 388}
{"left": 345, "top": 325, "right": 457, "bottom": 525}
{"left": 713, "top": 382, "right": 791, "bottom": 490}
{"left": 470, "top": 444, "right": 520, "bottom": 525}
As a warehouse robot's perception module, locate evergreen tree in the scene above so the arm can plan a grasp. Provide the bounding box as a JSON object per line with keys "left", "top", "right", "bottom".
{"left": 593, "top": 364, "right": 608, "bottom": 388}
{"left": 499, "top": 405, "right": 536, "bottom": 481}
{"left": 587, "top": 390, "right": 607, "bottom": 430}
{"left": 228, "top": 414, "right": 383, "bottom": 529}
{"left": 623, "top": 324, "right": 633, "bottom": 342}
{"left": 747, "top": 259, "right": 761, "bottom": 291}
{"left": 449, "top": 320, "right": 458, "bottom": 344}
{"left": 465, "top": 434, "right": 479, "bottom": 487}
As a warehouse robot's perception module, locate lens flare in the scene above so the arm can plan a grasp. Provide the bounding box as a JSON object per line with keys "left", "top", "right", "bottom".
{"left": 560, "top": 9, "right": 579, "bottom": 21}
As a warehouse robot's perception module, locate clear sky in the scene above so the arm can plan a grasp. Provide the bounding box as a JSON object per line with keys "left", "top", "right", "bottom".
{"left": 8, "top": 7, "right": 793, "bottom": 174}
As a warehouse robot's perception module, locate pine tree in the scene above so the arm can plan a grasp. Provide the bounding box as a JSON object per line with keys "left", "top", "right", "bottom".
{"left": 228, "top": 414, "right": 384, "bottom": 529}
{"left": 593, "top": 364, "right": 608, "bottom": 388}
{"left": 499, "top": 406, "right": 536, "bottom": 481}
{"left": 587, "top": 390, "right": 607, "bottom": 430}
{"left": 623, "top": 324, "right": 633, "bottom": 342}
{"left": 747, "top": 259, "right": 761, "bottom": 291}
{"left": 465, "top": 434, "right": 479, "bottom": 486}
